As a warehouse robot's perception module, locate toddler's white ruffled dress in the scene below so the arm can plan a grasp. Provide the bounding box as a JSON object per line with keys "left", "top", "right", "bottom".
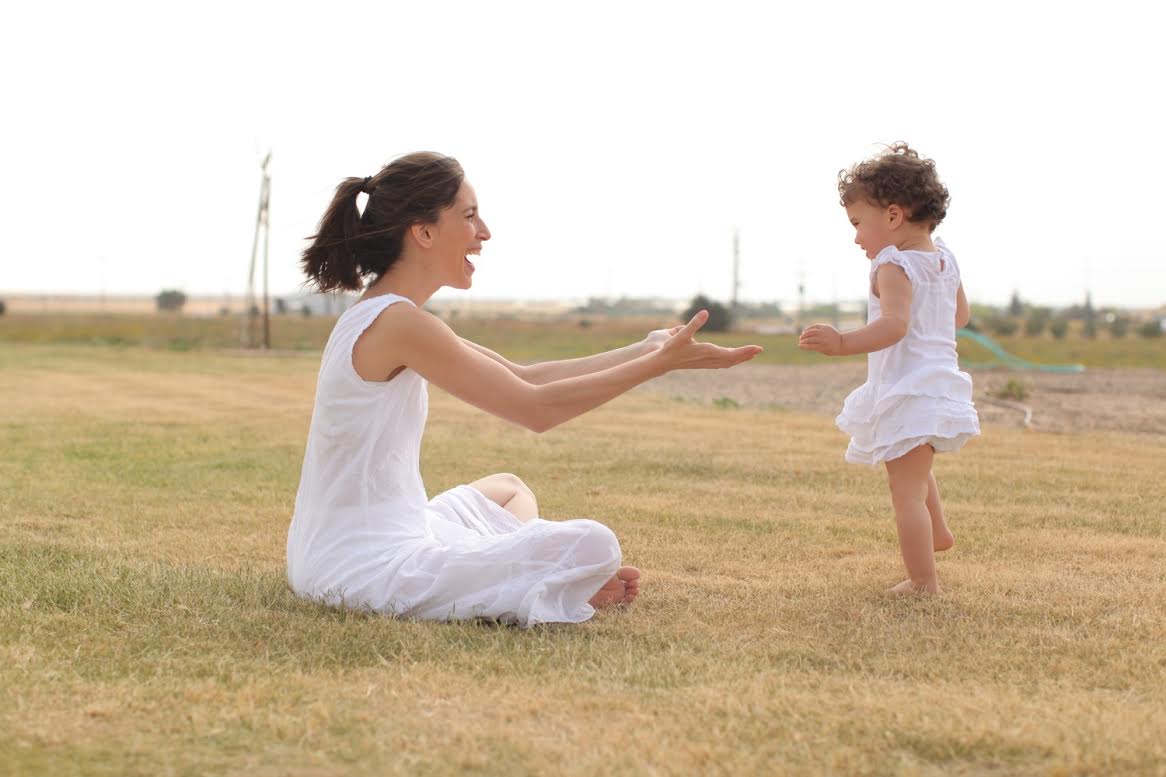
{"left": 836, "top": 240, "right": 981, "bottom": 465}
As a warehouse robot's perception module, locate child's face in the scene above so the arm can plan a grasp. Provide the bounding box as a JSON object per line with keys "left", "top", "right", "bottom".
{"left": 845, "top": 200, "right": 899, "bottom": 260}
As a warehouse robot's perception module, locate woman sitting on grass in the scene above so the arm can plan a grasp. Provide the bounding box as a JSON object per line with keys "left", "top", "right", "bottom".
{"left": 288, "top": 151, "right": 761, "bottom": 627}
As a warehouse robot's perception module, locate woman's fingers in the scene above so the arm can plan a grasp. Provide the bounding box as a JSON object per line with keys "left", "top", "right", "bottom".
{"left": 676, "top": 310, "right": 709, "bottom": 340}
{"left": 691, "top": 342, "right": 762, "bottom": 368}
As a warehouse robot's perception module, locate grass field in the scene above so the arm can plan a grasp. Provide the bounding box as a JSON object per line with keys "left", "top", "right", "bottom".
{"left": 2, "top": 311, "right": 1164, "bottom": 368}
{"left": 2, "top": 341, "right": 1164, "bottom": 776}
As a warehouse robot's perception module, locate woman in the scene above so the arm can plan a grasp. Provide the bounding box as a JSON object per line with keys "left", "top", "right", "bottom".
{"left": 288, "top": 151, "right": 761, "bottom": 626}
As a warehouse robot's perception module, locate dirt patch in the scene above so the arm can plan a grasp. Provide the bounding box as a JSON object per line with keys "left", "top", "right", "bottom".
{"left": 639, "top": 364, "right": 1166, "bottom": 437}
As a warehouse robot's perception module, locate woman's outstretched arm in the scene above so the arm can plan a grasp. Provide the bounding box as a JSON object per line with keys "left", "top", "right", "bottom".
{"left": 461, "top": 327, "right": 680, "bottom": 385}
{"left": 358, "top": 307, "right": 760, "bottom": 433}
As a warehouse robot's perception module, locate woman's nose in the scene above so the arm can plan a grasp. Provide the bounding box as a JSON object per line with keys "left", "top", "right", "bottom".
{"left": 479, "top": 220, "right": 491, "bottom": 240}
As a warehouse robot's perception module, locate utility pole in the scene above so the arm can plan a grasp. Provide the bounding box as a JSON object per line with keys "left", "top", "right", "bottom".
{"left": 797, "top": 271, "right": 806, "bottom": 330}
{"left": 832, "top": 275, "right": 839, "bottom": 329}
{"left": 244, "top": 152, "right": 272, "bottom": 348}
{"left": 730, "top": 229, "right": 741, "bottom": 321}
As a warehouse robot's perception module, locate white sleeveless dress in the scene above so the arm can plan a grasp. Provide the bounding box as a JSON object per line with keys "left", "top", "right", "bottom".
{"left": 287, "top": 294, "right": 622, "bottom": 626}
{"left": 836, "top": 239, "right": 981, "bottom": 466}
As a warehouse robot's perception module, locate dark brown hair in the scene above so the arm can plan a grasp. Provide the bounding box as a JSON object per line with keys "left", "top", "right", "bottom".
{"left": 838, "top": 143, "right": 949, "bottom": 231}
{"left": 301, "top": 151, "right": 465, "bottom": 292}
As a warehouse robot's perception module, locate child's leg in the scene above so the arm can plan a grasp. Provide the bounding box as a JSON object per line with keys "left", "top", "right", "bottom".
{"left": 884, "top": 445, "right": 940, "bottom": 593}
{"left": 927, "top": 470, "right": 955, "bottom": 552}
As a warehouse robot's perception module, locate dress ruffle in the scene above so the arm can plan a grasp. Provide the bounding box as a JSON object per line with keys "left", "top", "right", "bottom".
{"left": 837, "top": 241, "right": 980, "bottom": 466}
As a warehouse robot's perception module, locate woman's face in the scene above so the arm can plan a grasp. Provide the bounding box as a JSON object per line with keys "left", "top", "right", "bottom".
{"left": 431, "top": 180, "right": 491, "bottom": 290}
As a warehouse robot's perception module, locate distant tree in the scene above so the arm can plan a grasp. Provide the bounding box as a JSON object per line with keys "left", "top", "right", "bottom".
{"left": 1008, "top": 290, "right": 1025, "bottom": 317}
{"left": 1050, "top": 318, "right": 1069, "bottom": 339}
{"left": 155, "top": 289, "right": 187, "bottom": 313}
{"left": 1024, "top": 307, "right": 1051, "bottom": 336}
{"left": 300, "top": 303, "right": 312, "bottom": 318}
{"left": 1139, "top": 320, "right": 1164, "bottom": 338}
{"left": 1108, "top": 315, "right": 1130, "bottom": 338}
{"left": 274, "top": 297, "right": 288, "bottom": 315}
{"left": 682, "top": 294, "right": 732, "bottom": 332}
{"left": 0, "top": 298, "right": 6, "bottom": 316}
{"left": 985, "top": 316, "right": 1018, "bottom": 337}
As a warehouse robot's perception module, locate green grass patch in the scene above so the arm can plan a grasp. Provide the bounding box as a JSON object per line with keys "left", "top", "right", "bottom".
{"left": 6, "top": 312, "right": 1163, "bottom": 368}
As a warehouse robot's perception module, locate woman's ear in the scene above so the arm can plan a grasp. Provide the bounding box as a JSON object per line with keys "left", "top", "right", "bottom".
{"left": 409, "top": 222, "right": 434, "bottom": 248}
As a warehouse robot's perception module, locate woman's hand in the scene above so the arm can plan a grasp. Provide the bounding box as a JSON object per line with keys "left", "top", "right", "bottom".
{"left": 653, "top": 310, "right": 763, "bottom": 372}
{"left": 798, "top": 324, "right": 843, "bottom": 356}
{"left": 643, "top": 324, "right": 684, "bottom": 350}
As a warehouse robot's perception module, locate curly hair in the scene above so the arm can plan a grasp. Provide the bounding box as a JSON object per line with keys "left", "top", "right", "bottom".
{"left": 838, "top": 143, "right": 949, "bottom": 231}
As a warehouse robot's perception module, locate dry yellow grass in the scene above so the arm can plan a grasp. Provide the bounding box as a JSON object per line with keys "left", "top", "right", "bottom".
{"left": 1, "top": 344, "right": 1164, "bottom": 776}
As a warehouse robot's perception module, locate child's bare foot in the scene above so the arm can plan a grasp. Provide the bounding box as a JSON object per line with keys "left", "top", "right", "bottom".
{"left": 933, "top": 528, "right": 955, "bottom": 552}
{"left": 589, "top": 566, "right": 641, "bottom": 608}
{"left": 889, "top": 578, "right": 941, "bottom": 595}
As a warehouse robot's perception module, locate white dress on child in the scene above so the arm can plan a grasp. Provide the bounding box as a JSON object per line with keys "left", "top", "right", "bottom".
{"left": 836, "top": 239, "right": 981, "bottom": 466}
{"left": 286, "top": 293, "right": 622, "bottom": 627}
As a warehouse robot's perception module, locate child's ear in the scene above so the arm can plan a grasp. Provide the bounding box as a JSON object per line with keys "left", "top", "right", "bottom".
{"left": 887, "top": 204, "right": 905, "bottom": 229}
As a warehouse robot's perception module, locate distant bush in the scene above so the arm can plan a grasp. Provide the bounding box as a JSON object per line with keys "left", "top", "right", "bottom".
{"left": 1108, "top": 316, "right": 1130, "bottom": 338}
{"left": 1139, "top": 320, "right": 1164, "bottom": 338}
{"left": 1024, "top": 308, "right": 1051, "bottom": 336}
{"left": 985, "top": 316, "right": 1018, "bottom": 337}
{"left": 274, "top": 298, "right": 288, "bottom": 315}
{"left": 155, "top": 289, "right": 187, "bottom": 313}
{"left": 0, "top": 298, "right": 6, "bottom": 316}
{"left": 682, "top": 295, "right": 732, "bottom": 332}
{"left": 994, "top": 378, "right": 1030, "bottom": 402}
{"left": 1050, "top": 319, "right": 1069, "bottom": 339}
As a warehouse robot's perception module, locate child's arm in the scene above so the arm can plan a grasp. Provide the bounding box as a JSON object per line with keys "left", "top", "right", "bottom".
{"left": 798, "top": 264, "right": 912, "bottom": 356}
{"left": 955, "top": 283, "right": 970, "bottom": 329}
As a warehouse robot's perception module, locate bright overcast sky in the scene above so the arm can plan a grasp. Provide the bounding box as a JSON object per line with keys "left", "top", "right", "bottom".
{"left": 2, "top": 0, "right": 1163, "bottom": 309}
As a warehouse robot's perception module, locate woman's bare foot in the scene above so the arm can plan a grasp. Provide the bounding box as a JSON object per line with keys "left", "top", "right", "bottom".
{"left": 589, "top": 566, "right": 641, "bottom": 608}
{"left": 889, "top": 578, "right": 941, "bottom": 595}
{"left": 933, "top": 527, "right": 955, "bottom": 552}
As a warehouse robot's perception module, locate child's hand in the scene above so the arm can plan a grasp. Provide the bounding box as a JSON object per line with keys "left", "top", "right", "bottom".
{"left": 798, "top": 324, "right": 843, "bottom": 356}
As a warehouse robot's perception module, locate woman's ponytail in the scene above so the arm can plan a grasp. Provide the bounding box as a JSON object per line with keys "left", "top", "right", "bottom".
{"left": 300, "top": 177, "right": 368, "bottom": 293}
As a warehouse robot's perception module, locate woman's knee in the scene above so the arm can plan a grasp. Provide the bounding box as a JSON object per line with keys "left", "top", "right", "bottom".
{"left": 576, "top": 520, "right": 621, "bottom": 568}
{"left": 500, "top": 473, "right": 534, "bottom": 500}
{"left": 472, "top": 472, "right": 534, "bottom": 506}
